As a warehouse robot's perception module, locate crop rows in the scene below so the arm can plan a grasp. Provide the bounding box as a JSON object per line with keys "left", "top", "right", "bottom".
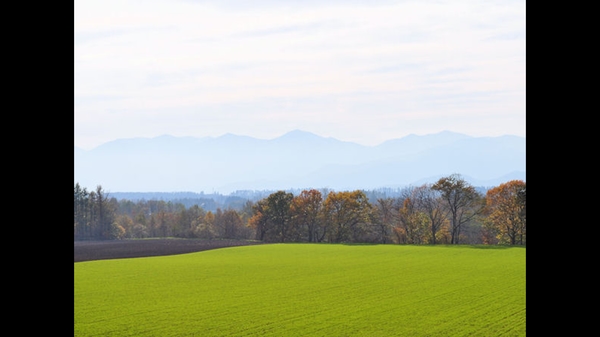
{"left": 75, "top": 244, "right": 525, "bottom": 336}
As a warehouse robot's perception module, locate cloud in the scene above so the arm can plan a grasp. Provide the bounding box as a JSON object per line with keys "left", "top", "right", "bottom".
{"left": 74, "top": 0, "right": 525, "bottom": 149}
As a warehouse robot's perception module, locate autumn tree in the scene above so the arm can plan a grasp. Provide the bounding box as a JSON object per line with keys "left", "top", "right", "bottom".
{"left": 248, "top": 191, "right": 294, "bottom": 242}
{"left": 248, "top": 199, "right": 270, "bottom": 241}
{"left": 432, "top": 174, "right": 484, "bottom": 244}
{"left": 155, "top": 210, "right": 171, "bottom": 237}
{"left": 215, "top": 208, "right": 246, "bottom": 239}
{"left": 290, "top": 189, "right": 326, "bottom": 242}
{"left": 395, "top": 196, "right": 428, "bottom": 244}
{"left": 265, "top": 191, "right": 294, "bottom": 242}
{"left": 323, "top": 190, "right": 372, "bottom": 243}
{"left": 76, "top": 179, "right": 524, "bottom": 245}
{"left": 173, "top": 204, "right": 206, "bottom": 238}
{"left": 144, "top": 215, "right": 155, "bottom": 237}
{"left": 372, "top": 198, "right": 395, "bottom": 244}
{"left": 517, "top": 185, "right": 526, "bottom": 242}
{"left": 411, "top": 184, "right": 447, "bottom": 244}
{"left": 238, "top": 200, "right": 256, "bottom": 227}
{"left": 484, "top": 180, "right": 526, "bottom": 245}
{"left": 131, "top": 213, "right": 149, "bottom": 238}
{"left": 115, "top": 214, "right": 134, "bottom": 239}
{"left": 195, "top": 211, "right": 217, "bottom": 239}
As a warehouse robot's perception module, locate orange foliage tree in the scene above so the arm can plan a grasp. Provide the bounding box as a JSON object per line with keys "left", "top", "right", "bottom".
{"left": 323, "top": 190, "right": 372, "bottom": 243}
{"left": 248, "top": 191, "right": 294, "bottom": 242}
{"left": 484, "top": 180, "right": 526, "bottom": 245}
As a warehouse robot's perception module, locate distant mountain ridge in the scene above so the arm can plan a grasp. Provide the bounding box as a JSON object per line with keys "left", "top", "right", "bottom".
{"left": 74, "top": 130, "right": 525, "bottom": 193}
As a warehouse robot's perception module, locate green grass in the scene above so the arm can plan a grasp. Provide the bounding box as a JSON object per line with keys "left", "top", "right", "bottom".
{"left": 74, "top": 244, "right": 525, "bottom": 336}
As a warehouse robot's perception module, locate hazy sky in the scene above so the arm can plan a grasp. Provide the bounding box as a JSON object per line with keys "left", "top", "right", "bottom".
{"left": 74, "top": 0, "right": 525, "bottom": 150}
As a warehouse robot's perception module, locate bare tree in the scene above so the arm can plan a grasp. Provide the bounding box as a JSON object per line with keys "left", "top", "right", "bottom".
{"left": 412, "top": 184, "right": 447, "bottom": 245}
{"left": 215, "top": 208, "right": 244, "bottom": 239}
{"left": 372, "top": 198, "right": 395, "bottom": 244}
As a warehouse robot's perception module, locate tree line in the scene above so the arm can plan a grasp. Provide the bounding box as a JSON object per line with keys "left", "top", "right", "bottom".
{"left": 74, "top": 174, "right": 525, "bottom": 245}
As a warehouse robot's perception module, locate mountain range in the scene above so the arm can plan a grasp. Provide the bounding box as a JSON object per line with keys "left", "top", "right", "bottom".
{"left": 74, "top": 130, "right": 526, "bottom": 193}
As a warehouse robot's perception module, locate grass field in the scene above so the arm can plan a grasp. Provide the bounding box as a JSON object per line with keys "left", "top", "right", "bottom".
{"left": 74, "top": 244, "right": 525, "bottom": 336}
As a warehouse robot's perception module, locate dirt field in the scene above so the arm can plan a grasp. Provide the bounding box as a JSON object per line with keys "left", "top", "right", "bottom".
{"left": 74, "top": 239, "right": 264, "bottom": 262}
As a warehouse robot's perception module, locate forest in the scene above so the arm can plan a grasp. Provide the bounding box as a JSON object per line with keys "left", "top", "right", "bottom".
{"left": 74, "top": 174, "right": 525, "bottom": 246}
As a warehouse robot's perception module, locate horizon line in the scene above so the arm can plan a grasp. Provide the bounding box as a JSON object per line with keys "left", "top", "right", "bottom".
{"left": 75, "top": 129, "right": 525, "bottom": 151}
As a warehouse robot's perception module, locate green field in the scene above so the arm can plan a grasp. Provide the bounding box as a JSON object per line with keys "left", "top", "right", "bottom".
{"left": 74, "top": 244, "right": 525, "bottom": 336}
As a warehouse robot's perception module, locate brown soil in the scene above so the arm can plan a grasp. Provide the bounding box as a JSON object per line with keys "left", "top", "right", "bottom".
{"left": 74, "top": 238, "right": 264, "bottom": 262}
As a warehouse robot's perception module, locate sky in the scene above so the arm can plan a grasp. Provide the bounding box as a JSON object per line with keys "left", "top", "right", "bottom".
{"left": 74, "top": 0, "right": 525, "bottom": 150}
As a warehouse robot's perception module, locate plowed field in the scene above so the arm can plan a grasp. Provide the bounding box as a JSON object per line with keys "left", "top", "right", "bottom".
{"left": 74, "top": 239, "right": 264, "bottom": 262}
